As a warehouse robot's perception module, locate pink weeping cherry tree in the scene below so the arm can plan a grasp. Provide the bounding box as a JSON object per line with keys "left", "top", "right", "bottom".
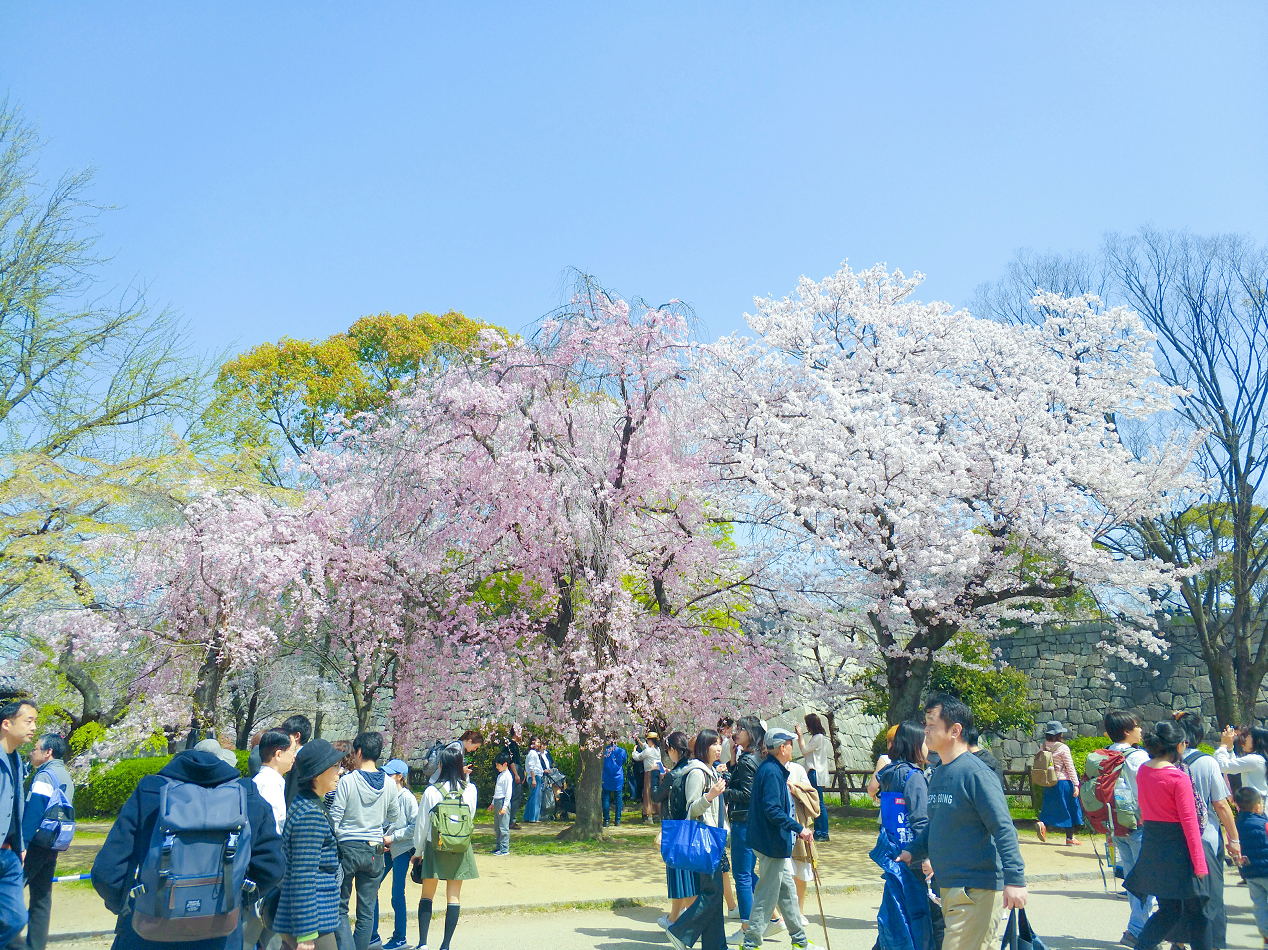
{"left": 706, "top": 261, "right": 1198, "bottom": 724}
{"left": 328, "top": 278, "right": 787, "bottom": 838}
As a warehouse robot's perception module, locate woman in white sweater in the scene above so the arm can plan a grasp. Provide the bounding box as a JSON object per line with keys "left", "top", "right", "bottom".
{"left": 633, "top": 732, "right": 663, "bottom": 821}
{"left": 665, "top": 729, "right": 729, "bottom": 950}
{"left": 412, "top": 748, "right": 478, "bottom": 950}
{"left": 1216, "top": 724, "right": 1268, "bottom": 794}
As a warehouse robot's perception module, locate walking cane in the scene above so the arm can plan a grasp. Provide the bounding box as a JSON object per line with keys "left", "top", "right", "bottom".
{"left": 808, "top": 838, "right": 832, "bottom": 950}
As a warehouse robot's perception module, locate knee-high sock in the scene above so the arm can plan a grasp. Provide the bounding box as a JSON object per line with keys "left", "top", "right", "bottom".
{"left": 417, "top": 897, "right": 433, "bottom": 946}
{"left": 439, "top": 903, "right": 460, "bottom": 950}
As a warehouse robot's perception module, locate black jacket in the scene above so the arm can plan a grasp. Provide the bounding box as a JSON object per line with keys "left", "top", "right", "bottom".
{"left": 724, "top": 750, "right": 759, "bottom": 824}
{"left": 91, "top": 750, "right": 286, "bottom": 949}
{"left": 653, "top": 756, "right": 691, "bottom": 819}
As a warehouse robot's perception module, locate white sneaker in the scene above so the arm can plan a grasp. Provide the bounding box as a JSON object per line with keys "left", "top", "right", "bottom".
{"left": 764, "top": 919, "right": 787, "bottom": 939}
{"left": 727, "top": 928, "right": 748, "bottom": 946}
{"left": 667, "top": 930, "right": 689, "bottom": 950}
{"left": 658, "top": 914, "right": 671, "bottom": 930}
{"left": 728, "top": 906, "right": 742, "bottom": 919}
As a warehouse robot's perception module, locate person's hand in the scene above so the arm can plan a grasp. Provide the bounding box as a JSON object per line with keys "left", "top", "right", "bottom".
{"left": 795, "top": 724, "right": 804, "bottom": 737}
{"left": 921, "top": 858, "right": 933, "bottom": 882}
{"left": 383, "top": 834, "right": 393, "bottom": 847}
{"left": 897, "top": 850, "right": 913, "bottom": 865}
{"left": 706, "top": 778, "right": 726, "bottom": 801}
{"left": 500, "top": 806, "right": 508, "bottom": 815}
{"left": 1222, "top": 726, "right": 1238, "bottom": 748}
{"left": 1002, "top": 885, "right": 1028, "bottom": 909}
{"left": 487, "top": 803, "right": 494, "bottom": 812}
{"left": 1227, "top": 840, "right": 1243, "bottom": 864}
{"left": 464, "top": 764, "right": 474, "bottom": 777}
{"left": 798, "top": 828, "right": 814, "bottom": 842}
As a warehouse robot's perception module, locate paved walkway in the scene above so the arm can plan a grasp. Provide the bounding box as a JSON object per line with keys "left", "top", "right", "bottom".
{"left": 46, "top": 820, "right": 1147, "bottom": 942}
{"left": 45, "top": 874, "right": 1263, "bottom": 949}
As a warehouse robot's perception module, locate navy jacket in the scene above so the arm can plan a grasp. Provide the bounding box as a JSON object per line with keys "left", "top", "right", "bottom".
{"left": 91, "top": 750, "right": 285, "bottom": 950}
{"left": 746, "top": 755, "right": 802, "bottom": 859}
{"left": 22, "top": 757, "right": 74, "bottom": 846}
{"left": 1238, "top": 811, "right": 1268, "bottom": 880}
{"left": 0, "top": 750, "right": 26, "bottom": 852}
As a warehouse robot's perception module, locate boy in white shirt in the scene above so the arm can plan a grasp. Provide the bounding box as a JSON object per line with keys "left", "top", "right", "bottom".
{"left": 488, "top": 751, "right": 513, "bottom": 855}
{"left": 252, "top": 727, "right": 296, "bottom": 833}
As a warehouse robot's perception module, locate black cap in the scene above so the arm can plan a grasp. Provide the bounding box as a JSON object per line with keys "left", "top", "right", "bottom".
{"left": 292, "top": 738, "right": 344, "bottom": 785}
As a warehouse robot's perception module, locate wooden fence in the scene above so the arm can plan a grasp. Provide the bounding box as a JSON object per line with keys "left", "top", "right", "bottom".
{"left": 829, "top": 768, "right": 1035, "bottom": 801}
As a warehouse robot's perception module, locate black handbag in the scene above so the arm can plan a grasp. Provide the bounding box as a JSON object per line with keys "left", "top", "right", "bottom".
{"left": 1001, "top": 908, "right": 1048, "bottom": 950}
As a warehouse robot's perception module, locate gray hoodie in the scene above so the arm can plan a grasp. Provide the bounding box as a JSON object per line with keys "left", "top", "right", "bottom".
{"left": 329, "top": 768, "right": 401, "bottom": 843}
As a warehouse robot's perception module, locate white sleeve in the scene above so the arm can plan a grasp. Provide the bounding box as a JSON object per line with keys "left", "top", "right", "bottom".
{"left": 1215, "top": 746, "right": 1266, "bottom": 775}
{"left": 414, "top": 787, "right": 438, "bottom": 852}
{"left": 464, "top": 781, "right": 479, "bottom": 816}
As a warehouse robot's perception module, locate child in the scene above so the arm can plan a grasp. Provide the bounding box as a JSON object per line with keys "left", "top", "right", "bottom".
{"left": 1235, "top": 785, "right": 1268, "bottom": 947}
{"left": 489, "top": 751, "right": 513, "bottom": 855}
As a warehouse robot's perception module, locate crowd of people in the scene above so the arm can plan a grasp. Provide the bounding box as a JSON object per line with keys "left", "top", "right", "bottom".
{"left": 0, "top": 695, "right": 1267, "bottom": 950}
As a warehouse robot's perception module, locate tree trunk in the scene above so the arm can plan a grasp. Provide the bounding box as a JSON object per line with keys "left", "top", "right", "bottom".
{"left": 885, "top": 653, "right": 934, "bottom": 725}
{"left": 557, "top": 733, "right": 604, "bottom": 842}
{"left": 313, "top": 686, "right": 326, "bottom": 739}
{"left": 189, "top": 645, "right": 225, "bottom": 739}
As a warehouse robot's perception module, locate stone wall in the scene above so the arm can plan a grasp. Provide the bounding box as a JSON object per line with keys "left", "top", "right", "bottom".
{"left": 991, "top": 620, "right": 1266, "bottom": 771}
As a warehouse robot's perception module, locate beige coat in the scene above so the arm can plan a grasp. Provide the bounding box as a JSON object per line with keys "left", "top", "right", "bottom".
{"left": 789, "top": 777, "right": 821, "bottom": 863}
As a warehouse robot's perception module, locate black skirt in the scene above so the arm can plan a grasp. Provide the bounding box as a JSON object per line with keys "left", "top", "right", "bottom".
{"left": 1124, "top": 820, "right": 1210, "bottom": 901}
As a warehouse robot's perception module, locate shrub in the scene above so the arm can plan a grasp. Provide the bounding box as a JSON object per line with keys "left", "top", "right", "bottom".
{"left": 79, "top": 749, "right": 249, "bottom": 817}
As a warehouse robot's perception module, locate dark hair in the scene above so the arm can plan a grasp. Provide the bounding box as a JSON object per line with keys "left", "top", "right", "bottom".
{"left": 736, "top": 715, "right": 765, "bottom": 755}
{"left": 890, "top": 721, "right": 927, "bottom": 767}
{"left": 963, "top": 724, "right": 981, "bottom": 746}
{"left": 1104, "top": 711, "right": 1140, "bottom": 743}
{"left": 282, "top": 715, "right": 312, "bottom": 745}
{"left": 804, "top": 713, "right": 826, "bottom": 736}
{"left": 461, "top": 729, "right": 484, "bottom": 746}
{"left": 1171, "top": 711, "right": 1207, "bottom": 747}
{"left": 437, "top": 746, "right": 466, "bottom": 787}
{"left": 924, "top": 693, "right": 973, "bottom": 738}
{"left": 0, "top": 700, "right": 36, "bottom": 728}
{"left": 1143, "top": 720, "right": 1187, "bottom": 760}
{"left": 37, "top": 734, "right": 67, "bottom": 760}
{"left": 664, "top": 730, "right": 690, "bottom": 759}
{"left": 1246, "top": 727, "right": 1268, "bottom": 758}
{"left": 1235, "top": 785, "right": 1263, "bottom": 811}
{"left": 717, "top": 717, "right": 735, "bottom": 730}
{"left": 259, "top": 728, "right": 292, "bottom": 764}
{"left": 693, "top": 728, "right": 720, "bottom": 762}
{"left": 352, "top": 731, "right": 383, "bottom": 763}
{"left": 494, "top": 750, "right": 512, "bottom": 766}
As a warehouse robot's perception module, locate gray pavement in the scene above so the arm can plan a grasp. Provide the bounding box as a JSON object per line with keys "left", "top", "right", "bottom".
{"left": 45, "top": 872, "right": 1263, "bottom": 949}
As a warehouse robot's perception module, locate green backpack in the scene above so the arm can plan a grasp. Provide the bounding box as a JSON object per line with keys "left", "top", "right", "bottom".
{"left": 429, "top": 783, "right": 474, "bottom": 853}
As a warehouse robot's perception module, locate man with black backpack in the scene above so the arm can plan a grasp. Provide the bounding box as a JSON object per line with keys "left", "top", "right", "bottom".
{"left": 91, "top": 744, "right": 285, "bottom": 950}
{"left": 18, "top": 734, "right": 75, "bottom": 950}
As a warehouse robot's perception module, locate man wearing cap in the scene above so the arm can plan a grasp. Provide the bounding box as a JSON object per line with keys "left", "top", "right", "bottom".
{"left": 91, "top": 741, "right": 285, "bottom": 950}
{"left": 378, "top": 760, "right": 417, "bottom": 950}
{"left": 737, "top": 727, "right": 816, "bottom": 950}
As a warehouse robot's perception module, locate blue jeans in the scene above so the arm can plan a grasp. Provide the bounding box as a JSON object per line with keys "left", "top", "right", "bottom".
{"left": 1114, "top": 830, "right": 1154, "bottom": 937}
{"left": 808, "top": 768, "right": 829, "bottom": 839}
{"left": 1248, "top": 877, "right": 1268, "bottom": 938}
{"left": 731, "top": 820, "right": 756, "bottom": 923}
{"left": 523, "top": 779, "right": 542, "bottom": 822}
{"left": 603, "top": 788, "right": 623, "bottom": 825}
{"left": 0, "top": 848, "right": 28, "bottom": 946}
{"left": 388, "top": 849, "right": 413, "bottom": 942}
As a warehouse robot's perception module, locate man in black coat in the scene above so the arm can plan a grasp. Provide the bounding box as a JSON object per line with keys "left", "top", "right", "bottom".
{"left": 91, "top": 748, "right": 286, "bottom": 950}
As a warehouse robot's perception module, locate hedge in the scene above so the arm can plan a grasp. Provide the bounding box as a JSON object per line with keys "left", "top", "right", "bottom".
{"left": 78, "top": 749, "right": 250, "bottom": 818}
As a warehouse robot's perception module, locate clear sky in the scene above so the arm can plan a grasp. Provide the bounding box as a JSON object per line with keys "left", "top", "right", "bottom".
{"left": 2, "top": 4, "right": 1265, "bottom": 356}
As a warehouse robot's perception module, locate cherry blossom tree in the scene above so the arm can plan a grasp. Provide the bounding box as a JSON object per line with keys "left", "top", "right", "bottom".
{"left": 326, "top": 279, "right": 786, "bottom": 837}
{"left": 707, "top": 262, "right": 1196, "bottom": 724}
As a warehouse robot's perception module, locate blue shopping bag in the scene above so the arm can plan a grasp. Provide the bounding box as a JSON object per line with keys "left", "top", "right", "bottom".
{"left": 660, "top": 819, "right": 729, "bottom": 875}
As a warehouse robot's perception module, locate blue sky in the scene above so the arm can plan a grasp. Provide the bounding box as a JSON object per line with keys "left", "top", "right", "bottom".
{"left": 2, "top": 4, "right": 1265, "bottom": 356}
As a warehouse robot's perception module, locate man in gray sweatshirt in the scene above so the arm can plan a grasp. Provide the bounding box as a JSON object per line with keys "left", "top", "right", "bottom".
{"left": 900, "top": 694, "right": 1027, "bottom": 950}
{"left": 330, "top": 731, "right": 401, "bottom": 950}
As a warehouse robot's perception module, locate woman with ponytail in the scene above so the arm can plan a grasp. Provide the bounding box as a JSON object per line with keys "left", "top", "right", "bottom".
{"left": 1125, "top": 720, "right": 1211, "bottom": 950}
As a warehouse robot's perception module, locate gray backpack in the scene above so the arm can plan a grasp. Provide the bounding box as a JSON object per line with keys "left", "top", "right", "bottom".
{"left": 130, "top": 776, "right": 254, "bottom": 941}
